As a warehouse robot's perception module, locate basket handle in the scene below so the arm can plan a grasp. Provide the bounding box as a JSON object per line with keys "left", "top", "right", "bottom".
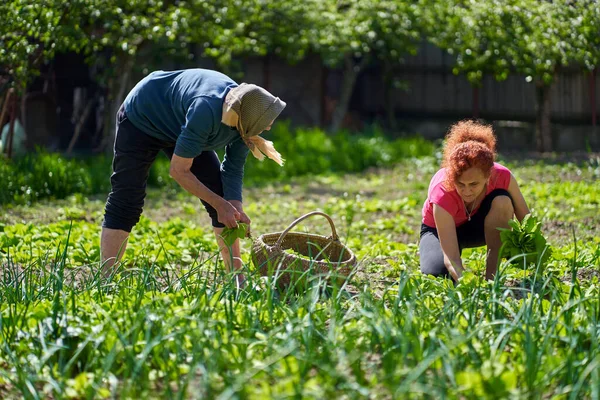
{"left": 274, "top": 211, "right": 339, "bottom": 248}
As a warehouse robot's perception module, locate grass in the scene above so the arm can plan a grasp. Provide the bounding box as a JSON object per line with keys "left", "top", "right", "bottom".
{"left": 1, "top": 154, "right": 599, "bottom": 398}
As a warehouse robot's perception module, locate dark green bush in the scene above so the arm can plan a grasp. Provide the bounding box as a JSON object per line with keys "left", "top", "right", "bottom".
{"left": 0, "top": 151, "right": 90, "bottom": 205}
{"left": 243, "top": 122, "right": 434, "bottom": 183}
{"left": 0, "top": 124, "right": 434, "bottom": 206}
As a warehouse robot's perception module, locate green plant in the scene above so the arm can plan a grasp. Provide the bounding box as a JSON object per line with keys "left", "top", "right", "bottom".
{"left": 220, "top": 223, "right": 250, "bottom": 247}
{"left": 499, "top": 214, "right": 552, "bottom": 269}
{"left": 2, "top": 153, "right": 599, "bottom": 399}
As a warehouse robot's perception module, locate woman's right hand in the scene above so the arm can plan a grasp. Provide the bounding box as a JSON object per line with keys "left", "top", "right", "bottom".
{"left": 447, "top": 263, "right": 464, "bottom": 282}
{"left": 216, "top": 200, "right": 241, "bottom": 228}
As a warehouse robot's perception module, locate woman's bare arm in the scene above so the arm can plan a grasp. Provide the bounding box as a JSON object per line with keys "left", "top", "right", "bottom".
{"left": 433, "top": 204, "right": 464, "bottom": 281}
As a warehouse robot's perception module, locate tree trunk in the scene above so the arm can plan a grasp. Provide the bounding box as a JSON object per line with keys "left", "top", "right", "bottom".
{"left": 329, "top": 56, "right": 366, "bottom": 132}
{"left": 99, "top": 55, "right": 135, "bottom": 154}
{"left": 534, "top": 81, "right": 554, "bottom": 153}
{"left": 0, "top": 88, "right": 14, "bottom": 132}
{"left": 67, "top": 93, "right": 98, "bottom": 154}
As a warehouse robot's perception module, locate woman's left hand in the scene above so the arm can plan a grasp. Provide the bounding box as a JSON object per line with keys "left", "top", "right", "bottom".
{"left": 229, "top": 200, "right": 251, "bottom": 225}
{"left": 238, "top": 211, "right": 251, "bottom": 225}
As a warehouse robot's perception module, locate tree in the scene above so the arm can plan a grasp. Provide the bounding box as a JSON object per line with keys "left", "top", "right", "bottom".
{"left": 0, "top": 0, "right": 89, "bottom": 93}
{"left": 0, "top": 0, "right": 91, "bottom": 156}
{"left": 423, "top": 0, "right": 587, "bottom": 152}
{"left": 505, "top": 0, "right": 576, "bottom": 152}
{"left": 420, "top": 0, "right": 509, "bottom": 118}
{"left": 76, "top": 0, "right": 194, "bottom": 151}
{"left": 79, "top": 0, "right": 317, "bottom": 149}
{"left": 0, "top": 0, "right": 194, "bottom": 152}
{"left": 313, "top": 0, "right": 421, "bottom": 132}
{"left": 370, "top": 1, "right": 423, "bottom": 131}
{"left": 186, "top": 0, "right": 314, "bottom": 77}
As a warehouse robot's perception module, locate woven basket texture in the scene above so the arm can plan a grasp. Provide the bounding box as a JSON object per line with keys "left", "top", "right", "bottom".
{"left": 251, "top": 212, "right": 356, "bottom": 289}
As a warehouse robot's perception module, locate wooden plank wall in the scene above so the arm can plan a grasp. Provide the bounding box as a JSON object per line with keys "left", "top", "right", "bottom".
{"left": 357, "top": 43, "right": 599, "bottom": 122}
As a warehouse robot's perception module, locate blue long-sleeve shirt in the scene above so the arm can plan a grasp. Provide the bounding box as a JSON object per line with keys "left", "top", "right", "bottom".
{"left": 123, "top": 69, "right": 249, "bottom": 201}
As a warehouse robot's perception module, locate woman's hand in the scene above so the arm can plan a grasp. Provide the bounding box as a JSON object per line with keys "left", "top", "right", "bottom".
{"left": 229, "top": 200, "right": 251, "bottom": 226}
{"left": 216, "top": 200, "right": 241, "bottom": 228}
{"left": 446, "top": 261, "right": 465, "bottom": 282}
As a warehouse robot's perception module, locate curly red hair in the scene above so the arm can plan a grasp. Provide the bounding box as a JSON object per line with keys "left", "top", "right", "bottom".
{"left": 442, "top": 120, "right": 497, "bottom": 189}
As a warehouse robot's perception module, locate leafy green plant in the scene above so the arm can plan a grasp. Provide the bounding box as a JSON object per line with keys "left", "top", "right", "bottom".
{"left": 499, "top": 214, "right": 552, "bottom": 269}
{"left": 220, "top": 223, "right": 250, "bottom": 247}
{"left": 2, "top": 152, "right": 600, "bottom": 399}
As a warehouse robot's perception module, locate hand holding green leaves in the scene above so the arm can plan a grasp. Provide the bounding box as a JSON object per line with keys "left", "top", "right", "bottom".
{"left": 220, "top": 223, "right": 250, "bottom": 247}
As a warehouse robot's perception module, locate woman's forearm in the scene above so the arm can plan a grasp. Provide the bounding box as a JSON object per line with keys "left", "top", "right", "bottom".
{"left": 444, "top": 255, "right": 464, "bottom": 281}
{"left": 171, "top": 169, "right": 224, "bottom": 210}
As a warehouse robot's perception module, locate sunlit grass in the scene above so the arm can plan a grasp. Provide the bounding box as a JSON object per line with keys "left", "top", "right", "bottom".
{"left": 1, "top": 155, "right": 599, "bottom": 398}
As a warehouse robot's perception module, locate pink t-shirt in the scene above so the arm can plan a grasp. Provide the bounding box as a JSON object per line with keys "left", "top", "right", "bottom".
{"left": 421, "top": 162, "right": 512, "bottom": 227}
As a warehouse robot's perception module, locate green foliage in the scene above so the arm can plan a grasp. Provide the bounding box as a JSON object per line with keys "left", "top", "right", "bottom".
{"left": 0, "top": 150, "right": 175, "bottom": 205}
{"left": 2, "top": 0, "right": 599, "bottom": 94}
{"left": 0, "top": 0, "right": 89, "bottom": 91}
{"left": 313, "top": 0, "right": 421, "bottom": 68}
{"left": 0, "top": 151, "right": 90, "bottom": 205}
{"left": 499, "top": 214, "right": 552, "bottom": 270}
{"left": 421, "top": 0, "right": 590, "bottom": 85}
{"left": 244, "top": 122, "right": 434, "bottom": 183}
{"left": 192, "top": 0, "right": 315, "bottom": 72}
{"left": 220, "top": 222, "right": 249, "bottom": 247}
{"left": 572, "top": 0, "right": 600, "bottom": 70}
{"left": 1, "top": 156, "right": 600, "bottom": 398}
{"left": 0, "top": 126, "right": 433, "bottom": 206}
{"left": 0, "top": 0, "right": 193, "bottom": 91}
{"left": 506, "top": 0, "right": 577, "bottom": 85}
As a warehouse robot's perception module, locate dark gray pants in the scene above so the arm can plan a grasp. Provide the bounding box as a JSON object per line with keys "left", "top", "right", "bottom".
{"left": 102, "top": 107, "right": 225, "bottom": 232}
{"left": 419, "top": 189, "right": 512, "bottom": 278}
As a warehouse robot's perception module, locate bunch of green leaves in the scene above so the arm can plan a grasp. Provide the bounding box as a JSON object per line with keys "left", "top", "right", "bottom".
{"left": 499, "top": 214, "right": 552, "bottom": 269}
{"left": 220, "top": 222, "right": 249, "bottom": 247}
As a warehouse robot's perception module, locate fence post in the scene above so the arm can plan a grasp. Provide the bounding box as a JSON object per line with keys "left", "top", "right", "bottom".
{"left": 6, "top": 92, "right": 17, "bottom": 159}
{"left": 263, "top": 55, "right": 271, "bottom": 92}
{"left": 0, "top": 88, "right": 14, "bottom": 156}
{"left": 591, "top": 67, "right": 597, "bottom": 127}
{"left": 472, "top": 85, "right": 479, "bottom": 119}
{"left": 0, "top": 88, "right": 13, "bottom": 133}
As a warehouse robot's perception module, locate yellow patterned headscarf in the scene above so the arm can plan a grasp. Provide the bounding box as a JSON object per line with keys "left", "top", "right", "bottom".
{"left": 225, "top": 83, "right": 286, "bottom": 166}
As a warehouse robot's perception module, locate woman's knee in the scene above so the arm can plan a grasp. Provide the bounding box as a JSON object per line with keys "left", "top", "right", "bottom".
{"left": 103, "top": 191, "right": 145, "bottom": 232}
{"left": 420, "top": 247, "right": 449, "bottom": 277}
{"left": 489, "top": 195, "right": 514, "bottom": 217}
{"left": 420, "top": 260, "right": 449, "bottom": 278}
{"left": 419, "top": 237, "right": 449, "bottom": 277}
{"left": 102, "top": 211, "right": 141, "bottom": 233}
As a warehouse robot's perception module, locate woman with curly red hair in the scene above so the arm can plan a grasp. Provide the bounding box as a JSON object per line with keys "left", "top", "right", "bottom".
{"left": 420, "top": 120, "right": 530, "bottom": 281}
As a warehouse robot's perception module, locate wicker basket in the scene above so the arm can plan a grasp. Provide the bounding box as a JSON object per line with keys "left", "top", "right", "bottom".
{"left": 251, "top": 211, "right": 357, "bottom": 289}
